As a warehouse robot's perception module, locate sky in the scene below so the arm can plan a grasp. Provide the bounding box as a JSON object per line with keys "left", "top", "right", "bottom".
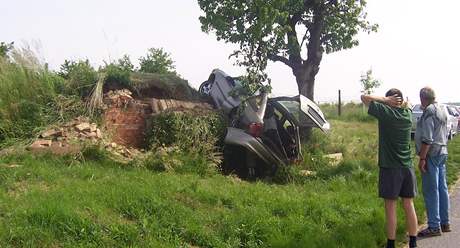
{"left": 1, "top": 0, "right": 459, "bottom": 103}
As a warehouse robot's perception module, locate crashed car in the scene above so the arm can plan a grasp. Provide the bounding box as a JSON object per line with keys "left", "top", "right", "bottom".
{"left": 200, "top": 69, "right": 330, "bottom": 178}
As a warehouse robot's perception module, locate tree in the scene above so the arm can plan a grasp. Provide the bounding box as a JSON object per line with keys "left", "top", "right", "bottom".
{"left": 139, "top": 48, "right": 176, "bottom": 74}
{"left": 198, "top": 0, "right": 377, "bottom": 101}
{"left": 117, "top": 54, "right": 135, "bottom": 72}
{"left": 360, "top": 68, "right": 381, "bottom": 95}
{"left": 360, "top": 68, "right": 381, "bottom": 113}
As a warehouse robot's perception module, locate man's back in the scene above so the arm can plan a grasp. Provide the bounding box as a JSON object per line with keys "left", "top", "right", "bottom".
{"left": 368, "top": 101, "right": 413, "bottom": 168}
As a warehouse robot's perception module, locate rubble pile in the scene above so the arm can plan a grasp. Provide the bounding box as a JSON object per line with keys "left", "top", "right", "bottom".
{"left": 29, "top": 117, "right": 103, "bottom": 155}
{"left": 104, "top": 89, "right": 135, "bottom": 108}
{"left": 28, "top": 117, "right": 141, "bottom": 160}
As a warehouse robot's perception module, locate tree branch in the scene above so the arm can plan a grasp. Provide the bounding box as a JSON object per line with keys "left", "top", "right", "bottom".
{"left": 267, "top": 54, "right": 294, "bottom": 68}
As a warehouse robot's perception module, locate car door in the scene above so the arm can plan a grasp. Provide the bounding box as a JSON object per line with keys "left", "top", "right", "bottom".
{"left": 270, "top": 95, "right": 330, "bottom": 132}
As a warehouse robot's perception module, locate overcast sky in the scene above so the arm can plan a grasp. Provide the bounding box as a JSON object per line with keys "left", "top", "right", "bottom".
{"left": 2, "top": 0, "right": 459, "bottom": 103}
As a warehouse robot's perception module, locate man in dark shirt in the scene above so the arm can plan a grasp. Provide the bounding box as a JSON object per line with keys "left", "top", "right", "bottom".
{"left": 361, "top": 88, "right": 417, "bottom": 248}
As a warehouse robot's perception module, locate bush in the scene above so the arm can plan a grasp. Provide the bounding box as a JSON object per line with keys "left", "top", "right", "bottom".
{"left": 143, "top": 110, "right": 226, "bottom": 175}
{"left": 100, "top": 62, "right": 131, "bottom": 89}
{"left": 138, "top": 48, "right": 176, "bottom": 75}
{"left": 0, "top": 58, "right": 63, "bottom": 145}
{"left": 58, "top": 59, "right": 98, "bottom": 97}
{"left": 0, "top": 54, "right": 89, "bottom": 147}
{"left": 146, "top": 110, "right": 226, "bottom": 154}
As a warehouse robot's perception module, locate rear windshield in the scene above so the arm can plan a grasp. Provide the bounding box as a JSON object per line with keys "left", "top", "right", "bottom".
{"left": 278, "top": 101, "right": 301, "bottom": 122}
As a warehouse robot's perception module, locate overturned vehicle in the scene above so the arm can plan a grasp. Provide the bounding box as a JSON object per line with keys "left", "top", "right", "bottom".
{"left": 200, "top": 69, "right": 330, "bottom": 178}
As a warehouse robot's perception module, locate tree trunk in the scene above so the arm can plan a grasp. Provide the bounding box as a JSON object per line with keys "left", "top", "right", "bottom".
{"left": 293, "top": 61, "right": 319, "bottom": 141}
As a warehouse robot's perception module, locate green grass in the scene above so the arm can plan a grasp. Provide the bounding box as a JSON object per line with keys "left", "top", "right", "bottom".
{"left": 1, "top": 120, "right": 459, "bottom": 247}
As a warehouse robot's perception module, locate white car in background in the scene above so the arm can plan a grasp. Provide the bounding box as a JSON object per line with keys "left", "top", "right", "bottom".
{"left": 411, "top": 104, "right": 458, "bottom": 140}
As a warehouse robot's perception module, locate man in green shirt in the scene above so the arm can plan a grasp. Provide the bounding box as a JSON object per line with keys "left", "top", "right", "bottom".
{"left": 361, "top": 88, "right": 418, "bottom": 248}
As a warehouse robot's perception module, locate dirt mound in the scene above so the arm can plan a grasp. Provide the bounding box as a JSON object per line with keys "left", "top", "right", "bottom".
{"left": 102, "top": 72, "right": 200, "bottom": 101}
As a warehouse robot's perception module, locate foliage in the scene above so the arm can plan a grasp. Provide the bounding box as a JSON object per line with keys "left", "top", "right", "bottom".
{"left": 0, "top": 51, "right": 89, "bottom": 148}
{"left": 0, "top": 41, "right": 14, "bottom": 58}
{"left": 198, "top": 0, "right": 378, "bottom": 99}
{"left": 360, "top": 68, "right": 381, "bottom": 95}
{"left": 0, "top": 57, "right": 56, "bottom": 145}
{"left": 146, "top": 110, "right": 226, "bottom": 152}
{"left": 100, "top": 61, "right": 131, "bottom": 89}
{"left": 144, "top": 110, "right": 226, "bottom": 173}
{"left": 117, "top": 54, "right": 135, "bottom": 72}
{"left": 58, "top": 59, "right": 98, "bottom": 97}
{"left": 138, "top": 48, "right": 176, "bottom": 75}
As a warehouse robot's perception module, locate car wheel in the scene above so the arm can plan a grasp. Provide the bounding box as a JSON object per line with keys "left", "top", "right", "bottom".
{"left": 199, "top": 80, "right": 213, "bottom": 96}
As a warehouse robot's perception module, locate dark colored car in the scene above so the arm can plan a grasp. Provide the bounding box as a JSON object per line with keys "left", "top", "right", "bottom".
{"left": 200, "top": 69, "right": 330, "bottom": 178}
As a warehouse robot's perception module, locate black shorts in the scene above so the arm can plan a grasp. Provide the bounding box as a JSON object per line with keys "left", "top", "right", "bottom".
{"left": 379, "top": 167, "right": 417, "bottom": 199}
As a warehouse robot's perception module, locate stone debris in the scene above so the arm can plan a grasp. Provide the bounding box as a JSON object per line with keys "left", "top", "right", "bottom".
{"left": 28, "top": 116, "right": 141, "bottom": 160}
{"left": 150, "top": 98, "right": 212, "bottom": 114}
{"left": 323, "top": 153, "right": 343, "bottom": 166}
{"left": 29, "top": 118, "right": 102, "bottom": 154}
{"left": 104, "top": 89, "right": 134, "bottom": 108}
{"left": 75, "top": 122, "right": 91, "bottom": 132}
{"left": 299, "top": 170, "right": 317, "bottom": 177}
{"left": 30, "top": 139, "right": 52, "bottom": 148}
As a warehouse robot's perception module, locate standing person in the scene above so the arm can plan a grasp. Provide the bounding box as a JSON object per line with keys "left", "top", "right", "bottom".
{"left": 361, "top": 88, "right": 418, "bottom": 248}
{"left": 415, "top": 87, "right": 451, "bottom": 237}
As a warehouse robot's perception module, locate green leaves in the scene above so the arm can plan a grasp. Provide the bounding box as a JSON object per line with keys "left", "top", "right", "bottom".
{"left": 360, "top": 69, "right": 381, "bottom": 95}
{"left": 138, "top": 48, "right": 176, "bottom": 75}
{"left": 198, "top": 0, "right": 378, "bottom": 91}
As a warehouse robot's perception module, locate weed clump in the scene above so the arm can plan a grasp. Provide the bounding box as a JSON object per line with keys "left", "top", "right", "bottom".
{"left": 139, "top": 110, "right": 226, "bottom": 175}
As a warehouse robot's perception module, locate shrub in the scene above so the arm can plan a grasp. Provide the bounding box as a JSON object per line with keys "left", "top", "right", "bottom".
{"left": 138, "top": 48, "right": 176, "bottom": 75}
{"left": 146, "top": 110, "right": 226, "bottom": 153}
{"left": 58, "top": 59, "right": 98, "bottom": 97}
{"left": 143, "top": 110, "right": 226, "bottom": 175}
{"left": 0, "top": 54, "right": 88, "bottom": 147}
{"left": 100, "top": 62, "right": 131, "bottom": 89}
{"left": 0, "top": 57, "right": 62, "bottom": 145}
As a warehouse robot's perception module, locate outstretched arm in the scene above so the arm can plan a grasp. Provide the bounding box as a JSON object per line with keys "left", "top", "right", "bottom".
{"left": 360, "top": 94, "right": 403, "bottom": 107}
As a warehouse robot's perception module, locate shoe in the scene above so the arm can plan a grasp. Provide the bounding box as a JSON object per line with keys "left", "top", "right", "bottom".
{"left": 441, "top": 224, "right": 451, "bottom": 232}
{"left": 417, "top": 227, "right": 441, "bottom": 237}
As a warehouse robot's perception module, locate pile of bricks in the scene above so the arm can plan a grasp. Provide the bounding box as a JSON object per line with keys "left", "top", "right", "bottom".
{"left": 29, "top": 117, "right": 102, "bottom": 155}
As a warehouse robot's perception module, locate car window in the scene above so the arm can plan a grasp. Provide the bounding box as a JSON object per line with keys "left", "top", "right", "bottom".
{"left": 277, "top": 101, "right": 301, "bottom": 123}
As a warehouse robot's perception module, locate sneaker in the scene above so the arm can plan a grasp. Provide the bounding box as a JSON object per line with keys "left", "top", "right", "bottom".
{"left": 417, "top": 227, "right": 441, "bottom": 237}
{"left": 441, "top": 224, "right": 451, "bottom": 232}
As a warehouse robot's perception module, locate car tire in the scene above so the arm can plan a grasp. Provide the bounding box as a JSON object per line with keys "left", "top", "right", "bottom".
{"left": 199, "top": 80, "right": 213, "bottom": 96}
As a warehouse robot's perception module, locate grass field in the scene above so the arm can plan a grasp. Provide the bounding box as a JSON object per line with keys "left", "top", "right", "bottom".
{"left": 1, "top": 120, "right": 459, "bottom": 248}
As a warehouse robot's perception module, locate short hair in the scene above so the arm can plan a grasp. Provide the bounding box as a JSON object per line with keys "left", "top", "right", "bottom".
{"left": 420, "top": 87, "right": 435, "bottom": 102}
{"left": 385, "top": 88, "right": 403, "bottom": 99}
